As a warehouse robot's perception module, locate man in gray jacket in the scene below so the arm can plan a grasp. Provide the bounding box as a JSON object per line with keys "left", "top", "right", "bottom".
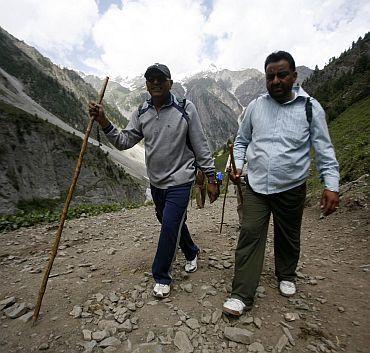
{"left": 89, "top": 63, "right": 219, "bottom": 298}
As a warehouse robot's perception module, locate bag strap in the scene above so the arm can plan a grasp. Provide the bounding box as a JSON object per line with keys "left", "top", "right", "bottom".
{"left": 175, "top": 98, "right": 195, "bottom": 155}
{"left": 172, "top": 97, "right": 188, "bottom": 121}
{"left": 305, "top": 97, "right": 313, "bottom": 124}
{"left": 138, "top": 99, "right": 151, "bottom": 117}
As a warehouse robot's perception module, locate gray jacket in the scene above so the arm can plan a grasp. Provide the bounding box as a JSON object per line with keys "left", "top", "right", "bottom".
{"left": 103, "top": 94, "right": 215, "bottom": 189}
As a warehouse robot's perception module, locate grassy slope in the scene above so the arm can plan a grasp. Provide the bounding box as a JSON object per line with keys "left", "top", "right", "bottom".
{"left": 308, "top": 96, "right": 370, "bottom": 195}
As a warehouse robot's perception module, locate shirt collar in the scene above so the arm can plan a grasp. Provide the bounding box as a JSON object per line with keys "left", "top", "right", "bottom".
{"left": 293, "top": 84, "right": 310, "bottom": 98}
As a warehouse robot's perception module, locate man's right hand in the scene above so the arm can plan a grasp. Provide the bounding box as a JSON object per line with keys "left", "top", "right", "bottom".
{"left": 229, "top": 168, "right": 242, "bottom": 184}
{"left": 88, "top": 102, "right": 110, "bottom": 129}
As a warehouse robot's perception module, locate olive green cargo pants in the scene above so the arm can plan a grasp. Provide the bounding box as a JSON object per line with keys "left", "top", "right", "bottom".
{"left": 231, "top": 181, "right": 306, "bottom": 308}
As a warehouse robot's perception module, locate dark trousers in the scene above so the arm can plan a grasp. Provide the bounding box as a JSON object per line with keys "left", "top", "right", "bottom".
{"left": 151, "top": 183, "right": 199, "bottom": 285}
{"left": 231, "top": 182, "right": 306, "bottom": 307}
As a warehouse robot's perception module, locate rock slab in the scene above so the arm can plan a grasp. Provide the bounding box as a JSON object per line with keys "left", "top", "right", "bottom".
{"left": 224, "top": 327, "right": 254, "bottom": 344}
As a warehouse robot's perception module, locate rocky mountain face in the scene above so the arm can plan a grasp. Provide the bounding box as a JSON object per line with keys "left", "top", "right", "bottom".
{"left": 188, "top": 67, "right": 262, "bottom": 94}
{"left": 184, "top": 78, "right": 239, "bottom": 151}
{"left": 0, "top": 101, "right": 144, "bottom": 215}
{"left": 0, "top": 27, "right": 147, "bottom": 215}
{"left": 0, "top": 27, "right": 128, "bottom": 133}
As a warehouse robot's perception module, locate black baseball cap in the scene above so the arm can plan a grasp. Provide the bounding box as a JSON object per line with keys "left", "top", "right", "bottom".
{"left": 144, "top": 63, "right": 171, "bottom": 79}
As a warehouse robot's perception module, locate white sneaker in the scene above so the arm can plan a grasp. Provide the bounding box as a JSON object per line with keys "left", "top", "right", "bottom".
{"left": 153, "top": 283, "right": 170, "bottom": 298}
{"left": 185, "top": 255, "right": 198, "bottom": 273}
{"left": 279, "top": 281, "right": 296, "bottom": 297}
{"left": 222, "top": 298, "right": 246, "bottom": 317}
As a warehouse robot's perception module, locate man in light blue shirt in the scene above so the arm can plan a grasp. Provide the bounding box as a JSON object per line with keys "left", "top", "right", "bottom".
{"left": 223, "top": 51, "right": 339, "bottom": 317}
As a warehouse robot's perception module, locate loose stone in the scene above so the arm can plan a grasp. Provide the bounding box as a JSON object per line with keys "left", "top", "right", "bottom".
{"left": 38, "top": 343, "right": 50, "bottom": 350}
{"left": 82, "top": 329, "right": 92, "bottom": 341}
{"left": 98, "top": 337, "right": 121, "bottom": 348}
{"left": 248, "top": 341, "right": 266, "bottom": 352}
{"left": 103, "top": 347, "right": 117, "bottom": 353}
{"left": 211, "top": 309, "right": 222, "bottom": 324}
{"left": 114, "top": 307, "right": 129, "bottom": 324}
{"left": 241, "top": 316, "right": 254, "bottom": 325}
{"left": 0, "top": 296, "right": 16, "bottom": 311}
{"left": 201, "top": 312, "right": 211, "bottom": 324}
{"left": 95, "top": 293, "right": 104, "bottom": 302}
{"left": 224, "top": 327, "right": 254, "bottom": 344}
{"left": 18, "top": 311, "right": 34, "bottom": 322}
{"left": 182, "top": 283, "right": 193, "bottom": 293}
{"left": 127, "top": 302, "right": 136, "bottom": 311}
{"left": 282, "top": 327, "right": 295, "bottom": 346}
{"left": 146, "top": 330, "right": 155, "bottom": 342}
{"left": 108, "top": 292, "right": 119, "bottom": 303}
{"left": 83, "top": 340, "right": 97, "bottom": 353}
{"left": 98, "top": 320, "right": 119, "bottom": 331}
{"left": 69, "top": 305, "right": 82, "bottom": 318}
{"left": 186, "top": 318, "right": 200, "bottom": 330}
{"left": 92, "top": 330, "right": 109, "bottom": 342}
{"left": 174, "top": 331, "right": 194, "bottom": 353}
{"left": 253, "top": 317, "right": 262, "bottom": 329}
{"left": 284, "top": 312, "right": 299, "bottom": 322}
{"left": 275, "top": 335, "right": 289, "bottom": 353}
{"left": 4, "top": 303, "right": 28, "bottom": 319}
{"left": 119, "top": 319, "right": 133, "bottom": 333}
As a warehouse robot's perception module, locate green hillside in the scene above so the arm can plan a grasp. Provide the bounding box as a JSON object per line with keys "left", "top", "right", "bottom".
{"left": 303, "top": 33, "right": 370, "bottom": 122}
{"left": 307, "top": 96, "right": 370, "bottom": 195}
{"left": 0, "top": 27, "right": 128, "bottom": 135}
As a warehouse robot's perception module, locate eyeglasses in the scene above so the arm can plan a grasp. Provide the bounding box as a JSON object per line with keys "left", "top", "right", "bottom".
{"left": 146, "top": 76, "right": 171, "bottom": 84}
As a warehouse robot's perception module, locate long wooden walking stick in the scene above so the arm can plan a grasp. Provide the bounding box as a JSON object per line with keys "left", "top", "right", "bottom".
{"left": 229, "top": 143, "right": 243, "bottom": 205}
{"left": 219, "top": 162, "right": 231, "bottom": 234}
{"left": 32, "top": 77, "right": 109, "bottom": 324}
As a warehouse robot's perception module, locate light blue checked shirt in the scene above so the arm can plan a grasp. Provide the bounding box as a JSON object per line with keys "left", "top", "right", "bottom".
{"left": 234, "top": 86, "right": 339, "bottom": 194}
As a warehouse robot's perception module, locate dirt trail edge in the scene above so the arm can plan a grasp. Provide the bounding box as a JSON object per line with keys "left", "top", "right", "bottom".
{"left": 0, "top": 184, "right": 369, "bottom": 353}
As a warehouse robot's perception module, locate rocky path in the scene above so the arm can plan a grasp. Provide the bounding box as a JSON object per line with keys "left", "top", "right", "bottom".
{"left": 0, "top": 191, "right": 369, "bottom": 353}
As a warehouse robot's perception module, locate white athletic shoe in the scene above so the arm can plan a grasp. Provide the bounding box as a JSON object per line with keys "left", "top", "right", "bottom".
{"left": 184, "top": 255, "right": 198, "bottom": 273}
{"left": 279, "top": 281, "right": 296, "bottom": 297}
{"left": 153, "top": 283, "right": 170, "bottom": 298}
{"left": 222, "top": 298, "right": 246, "bottom": 317}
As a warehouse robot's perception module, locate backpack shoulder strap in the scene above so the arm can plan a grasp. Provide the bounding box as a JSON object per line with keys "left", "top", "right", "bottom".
{"left": 138, "top": 99, "right": 151, "bottom": 117}
{"left": 305, "top": 97, "right": 313, "bottom": 124}
{"left": 172, "top": 97, "right": 189, "bottom": 122}
{"left": 172, "top": 97, "right": 195, "bottom": 155}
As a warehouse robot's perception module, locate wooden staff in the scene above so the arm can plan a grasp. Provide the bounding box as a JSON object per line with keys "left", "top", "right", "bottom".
{"left": 229, "top": 143, "right": 243, "bottom": 205}
{"left": 32, "top": 77, "right": 109, "bottom": 324}
{"left": 219, "top": 161, "right": 231, "bottom": 234}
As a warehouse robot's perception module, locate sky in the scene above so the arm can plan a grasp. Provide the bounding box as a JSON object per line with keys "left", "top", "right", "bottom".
{"left": 0, "top": 0, "right": 369, "bottom": 80}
